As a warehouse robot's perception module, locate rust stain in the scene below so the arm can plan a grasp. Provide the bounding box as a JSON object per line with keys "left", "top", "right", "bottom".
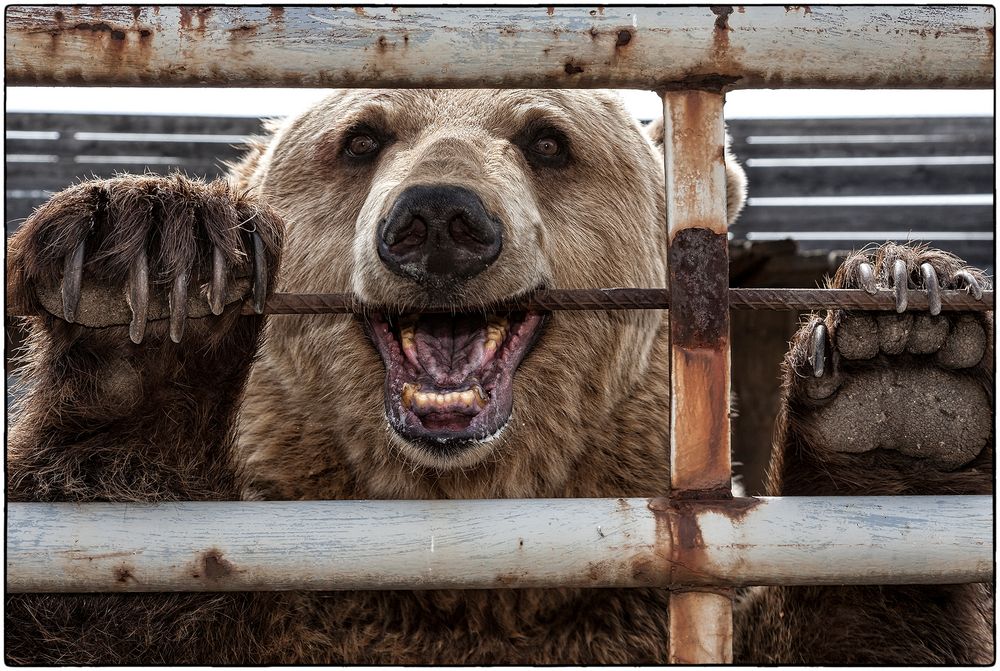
{"left": 615, "top": 29, "right": 633, "bottom": 48}
{"left": 585, "top": 559, "right": 623, "bottom": 583}
{"left": 228, "top": 24, "right": 259, "bottom": 36}
{"left": 784, "top": 5, "right": 812, "bottom": 14}
{"left": 546, "top": 6, "right": 555, "bottom": 15}
{"left": 113, "top": 564, "right": 136, "bottom": 583}
{"left": 710, "top": 5, "right": 733, "bottom": 31}
{"left": 668, "top": 229, "right": 729, "bottom": 347}
{"left": 662, "top": 74, "right": 742, "bottom": 92}
{"left": 668, "top": 590, "right": 733, "bottom": 663}
{"left": 194, "top": 548, "right": 241, "bottom": 580}
{"left": 648, "top": 497, "right": 761, "bottom": 586}
{"left": 564, "top": 60, "right": 584, "bottom": 75}
{"left": 710, "top": 6, "right": 733, "bottom": 63}
{"left": 671, "top": 348, "right": 730, "bottom": 492}
{"left": 494, "top": 571, "right": 528, "bottom": 586}
{"left": 269, "top": 6, "right": 284, "bottom": 21}
{"left": 354, "top": 6, "right": 367, "bottom": 16}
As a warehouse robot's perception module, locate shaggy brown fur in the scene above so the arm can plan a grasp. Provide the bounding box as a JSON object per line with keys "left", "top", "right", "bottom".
{"left": 6, "top": 90, "right": 993, "bottom": 664}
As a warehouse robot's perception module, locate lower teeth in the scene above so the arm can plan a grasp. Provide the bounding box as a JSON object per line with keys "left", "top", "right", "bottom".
{"left": 402, "top": 383, "right": 487, "bottom": 413}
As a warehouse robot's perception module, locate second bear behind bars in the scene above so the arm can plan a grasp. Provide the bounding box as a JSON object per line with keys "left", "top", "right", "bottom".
{"left": 5, "top": 90, "right": 993, "bottom": 664}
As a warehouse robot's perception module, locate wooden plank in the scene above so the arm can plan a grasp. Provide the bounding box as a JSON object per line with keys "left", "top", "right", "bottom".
{"left": 744, "top": 163, "right": 993, "bottom": 198}
{"left": 790, "top": 239, "right": 993, "bottom": 270}
{"left": 5, "top": 497, "right": 992, "bottom": 592}
{"left": 736, "top": 204, "right": 994, "bottom": 232}
{"left": 730, "top": 139, "right": 990, "bottom": 159}
{"left": 5, "top": 160, "right": 230, "bottom": 191}
{"left": 5, "top": 112, "right": 265, "bottom": 135}
{"left": 728, "top": 116, "right": 995, "bottom": 137}
{"left": 6, "top": 137, "right": 254, "bottom": 162}
{"left": 5, "top": 6, "right": 994, "bottom": 89}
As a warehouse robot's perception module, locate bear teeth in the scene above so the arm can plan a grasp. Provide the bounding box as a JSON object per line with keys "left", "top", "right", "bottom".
{"left": 402, "top": 383, "right": 488, "bottom": 413}
{"left": 398, "top": 315, "right": 509, "bottom": 366}
{"left": 484, "top": 317, "right": 508, "bottom": 354}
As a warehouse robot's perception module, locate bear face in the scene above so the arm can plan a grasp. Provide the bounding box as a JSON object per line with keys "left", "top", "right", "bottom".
{"left": 236, "top": 89, "right": 668, "bottom": 492}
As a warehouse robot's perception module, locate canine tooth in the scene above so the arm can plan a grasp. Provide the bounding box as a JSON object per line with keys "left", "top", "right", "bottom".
{"left": 402, "top": 383, "right": 418, "bottom": 409}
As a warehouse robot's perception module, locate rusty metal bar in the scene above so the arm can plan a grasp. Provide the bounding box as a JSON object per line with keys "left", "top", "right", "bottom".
{"left": 246, "top": 288, "right": 994, "bottom": 314}
{"left": 7, "top": 289, "right": 992, "bottom": 320}
{"left": 663, "top": 90, "right": 733, "bottom": 663}
{"left": 5, "top": 6, "right": 994, "bottom": 90}
{"left": 669, "top": 592, "right": 733, "bottom": 664}
{"left": 6, "top": 496, "right": 992, "bottom": 593}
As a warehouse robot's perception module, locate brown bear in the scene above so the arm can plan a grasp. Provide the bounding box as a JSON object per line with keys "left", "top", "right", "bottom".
{"left": 5, "top": 89, "right": 993, "bottom": 664}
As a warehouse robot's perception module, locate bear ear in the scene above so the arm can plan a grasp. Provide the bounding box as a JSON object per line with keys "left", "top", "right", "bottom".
{"left": 643, "top": 116, "right": 747, "bottom": 226}
{"left": 644, "top": 116, "right": 665, "bottom": 151}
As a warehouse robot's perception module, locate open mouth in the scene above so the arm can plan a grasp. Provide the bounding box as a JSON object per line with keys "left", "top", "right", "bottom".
{"left": 363, "top": 308, "right": 547, "bottom": 447}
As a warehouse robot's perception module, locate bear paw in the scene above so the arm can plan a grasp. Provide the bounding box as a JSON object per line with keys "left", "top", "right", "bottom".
{"left": 787, "top": 244, "right": 992, "bottom": 474}
{"left": 9, "top": 174, "right": 283, "bottom": 344}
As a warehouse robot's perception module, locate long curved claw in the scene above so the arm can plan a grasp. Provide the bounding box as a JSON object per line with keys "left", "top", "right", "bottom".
{"left": 251, "top": 231, "right": 268, "bottom": 315}
{"left": 61, "top": 239, "right": 86, "bottom": 323}
{"left": 209, "top": 245, "right": 227, "bottom": 316}
{"left": 127, "top": 251, "right": 150, "bottom": 344}
{"left": 920, "top": 262, "right": 942, "bottom": 316}
{"left": 169, "top": 268, "right": 190, "bottom": 344}
{"left": 954, "top": 270, "right": 984, "bottom": 300}
{"left": 810, "top": 321, "right": 827, "bottom": 378}
{"left": 857, "top": 262, "right": 877, "bottom": 295}
{"left": 892, "top": 259, "right": 908, "bottom": 313}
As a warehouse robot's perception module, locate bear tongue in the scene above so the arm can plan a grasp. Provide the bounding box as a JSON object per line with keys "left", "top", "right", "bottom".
{"left": 410, "top": 316, "right": 489, "bottom": 387}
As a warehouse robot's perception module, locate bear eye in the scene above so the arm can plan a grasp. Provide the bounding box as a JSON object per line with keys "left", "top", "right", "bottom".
{"left": 346, "top": 134, "right": 380, "bottom": 157}
{"left": 518, "top": 125, "right": 571, "bottom": 169}
{"left": 531, "top": 137, "right": 561, "bottom": 157}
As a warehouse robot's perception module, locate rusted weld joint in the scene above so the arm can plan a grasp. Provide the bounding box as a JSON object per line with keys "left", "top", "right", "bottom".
{"left": 648, "top": 496, "right": 762, "bottom": 587}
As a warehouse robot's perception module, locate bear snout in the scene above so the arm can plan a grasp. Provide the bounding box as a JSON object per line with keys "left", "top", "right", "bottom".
{"left": 377, "top": 184, "right": 503, "bottom": 288}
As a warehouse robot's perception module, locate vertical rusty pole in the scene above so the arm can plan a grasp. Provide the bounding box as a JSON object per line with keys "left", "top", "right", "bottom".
{"left": 663, "top": 90, "right": 733, "bottom": 664}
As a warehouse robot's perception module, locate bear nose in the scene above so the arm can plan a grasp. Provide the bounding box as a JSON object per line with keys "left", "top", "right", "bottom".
{"left": 377, "top": 184, "right": 502, "bottom": 284}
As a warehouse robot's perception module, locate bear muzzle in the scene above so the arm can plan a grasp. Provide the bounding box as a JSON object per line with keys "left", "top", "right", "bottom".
{"left": 377, "top": 184, "right": 503, "bottom": 294}
{"left": 363, "top": 308, "right": 547, "bottom": 454}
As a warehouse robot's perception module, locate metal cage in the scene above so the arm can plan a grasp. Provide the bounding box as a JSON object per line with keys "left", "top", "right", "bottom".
{"left": 5, "top": 5, "right": 995, "bottom": 664}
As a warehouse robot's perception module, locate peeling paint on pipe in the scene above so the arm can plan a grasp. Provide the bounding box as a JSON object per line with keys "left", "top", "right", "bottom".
{"left": 5, "top": 497, "right": 992, "bottom": 593}
{"left": 5, "top": 6, "right": 994, "bottom": 89}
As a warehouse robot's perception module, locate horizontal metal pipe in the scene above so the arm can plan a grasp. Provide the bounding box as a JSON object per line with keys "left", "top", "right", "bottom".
{"left": 6, "top": 6, "right": 993, "bottom": 89}
{"left": 7, "top": 496, "right": 991, "bottom": 593}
